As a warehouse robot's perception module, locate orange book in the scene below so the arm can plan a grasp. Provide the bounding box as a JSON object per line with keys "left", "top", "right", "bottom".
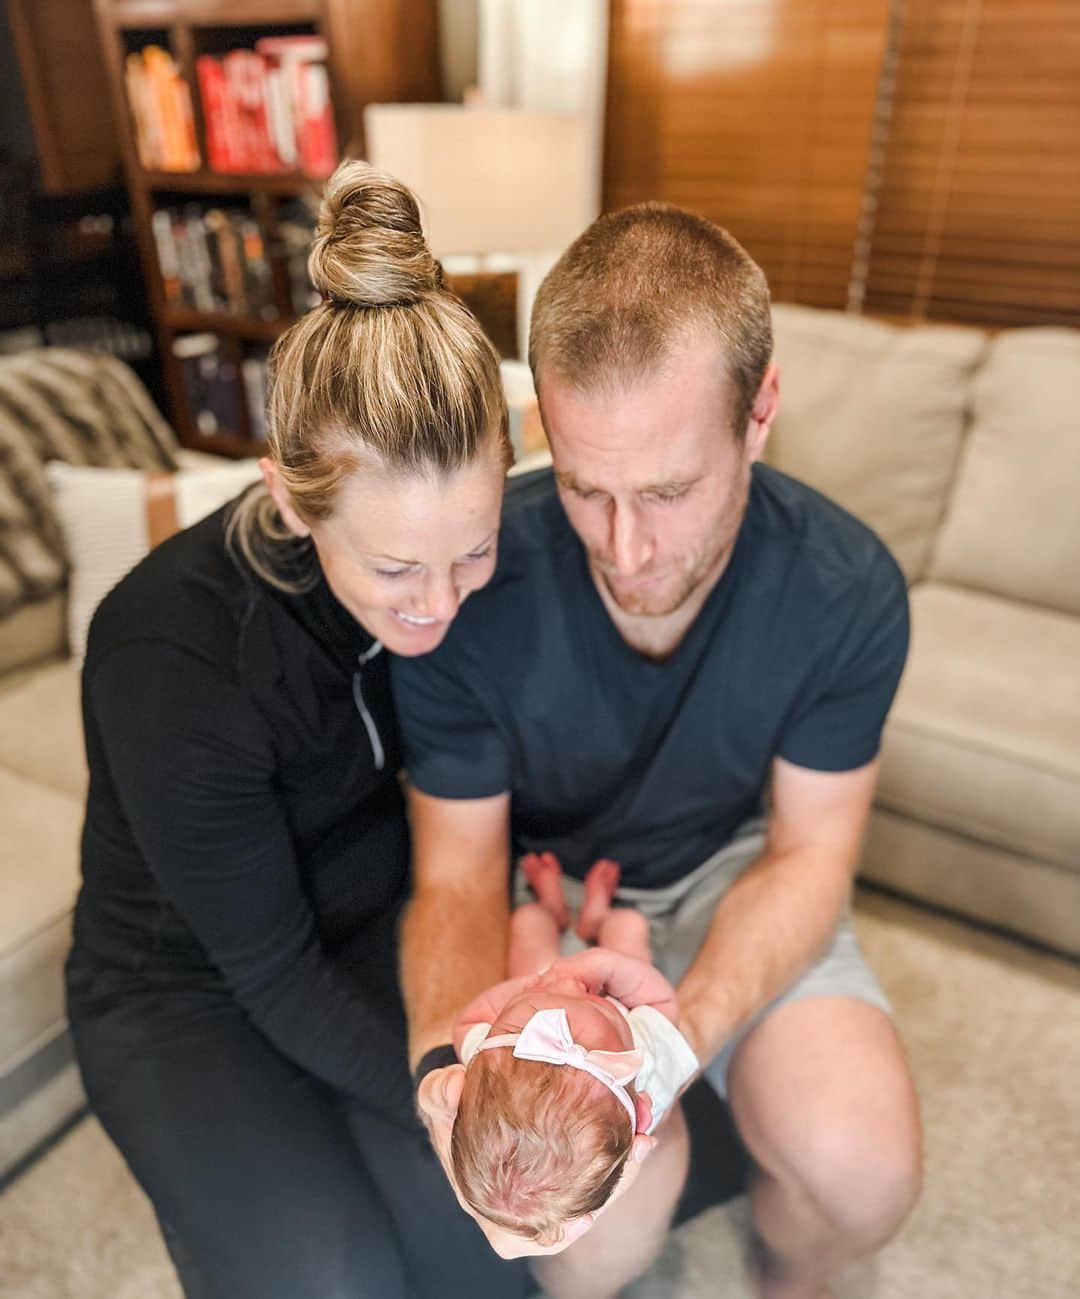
{"left": 143, "top": 45, "right": 199, "bottom": 171}
{"left": 125, "top": 53, "right": 162, "bottom": 168}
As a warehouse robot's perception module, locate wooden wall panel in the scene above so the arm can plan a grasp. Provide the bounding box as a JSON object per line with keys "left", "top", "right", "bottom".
{"left": 7, "top": 0, "right": 121, "bottom": 193}
{"left": 604, "top": 0, "right": 890, "bottom": 309}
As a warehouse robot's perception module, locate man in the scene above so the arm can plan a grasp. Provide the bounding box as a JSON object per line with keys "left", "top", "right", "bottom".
{"left": 394, "top": 203, "right": 922, "bottom": 1299}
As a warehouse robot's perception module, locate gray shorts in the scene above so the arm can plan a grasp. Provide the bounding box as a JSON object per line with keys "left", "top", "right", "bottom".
{"left": 514, "top": 820, "right": 891, "bottom": 1097}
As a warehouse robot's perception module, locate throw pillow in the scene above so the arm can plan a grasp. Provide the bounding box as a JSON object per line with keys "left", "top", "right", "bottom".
{"left": 45, "top": 458, "right": 262, "bottom": 663}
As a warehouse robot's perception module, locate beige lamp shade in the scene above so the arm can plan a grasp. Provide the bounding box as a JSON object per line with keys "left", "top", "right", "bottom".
{"left": 362, "top": 104, "right": 593, "bottom": 257}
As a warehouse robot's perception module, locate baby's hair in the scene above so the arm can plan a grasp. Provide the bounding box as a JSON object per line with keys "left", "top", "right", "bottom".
{"left": 451, "top": 1049, "right": 634, "bottom": 1246}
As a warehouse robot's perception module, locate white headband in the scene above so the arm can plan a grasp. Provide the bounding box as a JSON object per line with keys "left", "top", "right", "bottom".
{"left": 465, "top": 1007, "right": 643, "bottom": 1128}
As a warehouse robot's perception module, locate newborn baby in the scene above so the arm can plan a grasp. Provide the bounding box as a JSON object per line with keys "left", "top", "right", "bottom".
{"left": 450, "top": 854, "right": 699, "bottom": 1247}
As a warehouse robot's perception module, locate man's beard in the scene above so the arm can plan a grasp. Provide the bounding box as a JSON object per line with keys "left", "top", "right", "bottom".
{"left": 600, "top": 466, "right": 751, "bottom": 619}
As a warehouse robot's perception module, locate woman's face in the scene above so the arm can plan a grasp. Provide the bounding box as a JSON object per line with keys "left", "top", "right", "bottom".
{"left": 265, "top": 444, "right": 506, "bottom": 656}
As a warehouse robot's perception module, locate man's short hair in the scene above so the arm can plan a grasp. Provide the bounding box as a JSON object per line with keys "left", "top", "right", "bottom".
{"left": 529, "top": 202, "right": 773, "bottom": 438}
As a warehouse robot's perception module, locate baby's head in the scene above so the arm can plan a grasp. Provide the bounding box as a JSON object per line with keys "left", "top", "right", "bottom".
{"left": 451, "top": 982, "right": 642, "bottom": 1246}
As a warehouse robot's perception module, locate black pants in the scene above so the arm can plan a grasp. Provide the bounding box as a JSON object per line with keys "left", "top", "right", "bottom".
{"left": 67, "top": 954, "right": 530, "bottom": 1299}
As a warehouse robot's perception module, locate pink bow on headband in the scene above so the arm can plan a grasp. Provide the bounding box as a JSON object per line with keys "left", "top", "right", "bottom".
{"left": 476, "top": 1007, "right": 644, "bottom": 1128}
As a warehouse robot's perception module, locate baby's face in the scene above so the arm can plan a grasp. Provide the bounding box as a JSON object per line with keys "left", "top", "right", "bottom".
{"left": 490, "top": 972, "right": 636, "bottom": 1054}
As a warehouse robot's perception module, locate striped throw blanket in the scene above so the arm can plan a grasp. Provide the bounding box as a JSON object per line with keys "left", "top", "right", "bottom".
{"left": 0, "top": 349, "right": 179, "bottom": 618}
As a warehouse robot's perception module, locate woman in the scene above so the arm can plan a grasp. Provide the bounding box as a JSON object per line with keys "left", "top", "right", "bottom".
{"left": 65, "top": 162, "right": 528, "bottom": 1299}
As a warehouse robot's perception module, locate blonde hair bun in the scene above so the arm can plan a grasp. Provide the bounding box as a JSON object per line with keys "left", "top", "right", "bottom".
{"left": 308, "top": 160, "right": 442, "bottom": 307}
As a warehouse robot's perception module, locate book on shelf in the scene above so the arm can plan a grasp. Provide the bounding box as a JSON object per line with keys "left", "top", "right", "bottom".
{"left": 125, "top": 46, "right": 200, "bottom": 172}
{"left": 173, "top": 334, "right": 271, "bottom": 441}
{"left": 241, "top": 352, "right": 271, "bottom": 442}
{"left": 195, "top": 37, "right": 338, "bottom": 178}
{"left": 274, "top": 197, "right": 322, "bottom": 316}
{"left": 153, "top": 205, "right": 278, "bottom": 319}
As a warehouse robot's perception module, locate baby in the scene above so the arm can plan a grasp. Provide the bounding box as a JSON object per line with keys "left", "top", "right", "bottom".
{"left": 449, "top": 853, "right": 699, "bottom": 1247}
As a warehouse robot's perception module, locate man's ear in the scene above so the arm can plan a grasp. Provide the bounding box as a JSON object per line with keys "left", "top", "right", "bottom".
{"left": 416, "top": 1064, "right": 467, "bottom": 1126}
{"left": 745, "top": 362, "right": 779, "bottom": 464}
{"left": 259, "top": 457, "right": 311, "bottom": 539}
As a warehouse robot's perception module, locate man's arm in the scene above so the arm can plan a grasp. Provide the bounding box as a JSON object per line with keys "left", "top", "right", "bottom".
{"left": 676, "top": 755, "right": 878, "bottom": 1067}
{"left": 400, "top": 786, "right": 513, "bottom": 1070}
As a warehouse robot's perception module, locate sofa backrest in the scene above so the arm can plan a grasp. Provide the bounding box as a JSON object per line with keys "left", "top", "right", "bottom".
{"left": 927, "top": 329, "right": 1080, "bottom": 617}
{"left": 0, "top": 349, "right": 178, "bottom": 673}
{"left": 766, "top": 304, "right": 987, "bottom": 582}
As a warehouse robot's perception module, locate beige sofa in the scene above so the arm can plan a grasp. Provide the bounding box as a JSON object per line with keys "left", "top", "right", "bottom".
{"left": 0, "top": 350, "right": 194, "bottom": 1179}
{"left": 766, "top": 305, "right": 1079, "bottom": 958}
{"left": 2, "top": 311, "right": 1077, "bottom": 1179}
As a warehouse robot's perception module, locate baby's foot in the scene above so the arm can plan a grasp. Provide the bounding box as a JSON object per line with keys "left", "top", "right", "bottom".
{"left": 521, "top": 851, "right": 570, "bottom": 929}
{"left": 575, "top": 858, "right": 621, "bottom": 941}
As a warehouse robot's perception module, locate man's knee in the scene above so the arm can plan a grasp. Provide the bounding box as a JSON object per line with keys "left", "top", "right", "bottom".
{"left": 729, "top": 998, "right": 922, "bottom": 1246}
{"left": 801, "top": 1111, "right": 922, "bottom": 1246}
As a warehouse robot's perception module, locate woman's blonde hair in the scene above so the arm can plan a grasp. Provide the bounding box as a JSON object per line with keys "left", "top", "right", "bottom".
{"left": 228, "top": 160, "right": 511, "bottom": 591}
{"left": 451, "top": 1050, "right": 634, "bottom": 1246}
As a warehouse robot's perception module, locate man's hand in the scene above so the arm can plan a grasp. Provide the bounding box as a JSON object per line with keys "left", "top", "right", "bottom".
{"left": 452, "top": 973, "right": 538, "bottom": 1057}
{"left": 416, "top": 1063, "right": 657, "bottom": 1259}
{"left": 536, "top": 947, "right": 686, "bottom": 1034}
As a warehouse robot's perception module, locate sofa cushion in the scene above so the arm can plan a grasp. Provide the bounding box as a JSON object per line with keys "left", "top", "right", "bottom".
{"left": 928, "top": 329, "right": 1080, "bottom": 616}
{"left": 0, "top": 767, "right": 82, "bottom": 1078}
{"left": 0, "top": 659, "right": 85, "bottom": 801}
{"left": 878, "top": 583, "right": 1080, "bottom": 871}
{"left": 46, "top": 457, "right": 262, "bottom": 663}
{"left": 767, "top": 304, "right": 987, "bottom": 582}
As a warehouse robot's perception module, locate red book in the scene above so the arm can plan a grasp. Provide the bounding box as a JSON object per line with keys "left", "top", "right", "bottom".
{"left": 245, "top": 53, "right": 281, "bottom": 172}
{"left": 223, "top": 51, "right": 256, "bottom": 172}
{"left": 196, "top": 56, "right": 229, "bottom": 172}
{"left": 297, "top": 63, "right": 337, "bottom": 179}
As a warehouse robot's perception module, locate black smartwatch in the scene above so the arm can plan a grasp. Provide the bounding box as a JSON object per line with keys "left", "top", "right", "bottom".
{"left": 412, "top": 1043, "right": 459, "bottom": 1104}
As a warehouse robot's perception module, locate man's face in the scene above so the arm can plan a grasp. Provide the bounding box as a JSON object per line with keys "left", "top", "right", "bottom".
{"left": 538, "top": 338, "right": 776, "bottom": 619}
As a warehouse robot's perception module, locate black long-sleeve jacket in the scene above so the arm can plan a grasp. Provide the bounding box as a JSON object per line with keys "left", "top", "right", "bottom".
{"left": 71, "top": 502, "right": 415, "bottom": 1126}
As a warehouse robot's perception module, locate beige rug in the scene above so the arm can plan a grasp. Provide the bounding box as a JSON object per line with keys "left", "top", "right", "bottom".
{"left": 1, "top": 889, "right": 1077, "bottom": 1299}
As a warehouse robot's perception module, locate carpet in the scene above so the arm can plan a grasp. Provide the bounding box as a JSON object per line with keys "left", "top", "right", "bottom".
{"left": 1, "top": 889, "right": 1077, "bottom": 1298}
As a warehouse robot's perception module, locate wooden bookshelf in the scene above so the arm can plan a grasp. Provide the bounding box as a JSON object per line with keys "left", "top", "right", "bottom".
{"left": 93, "top": 0, "right": 441, "bottom": 457}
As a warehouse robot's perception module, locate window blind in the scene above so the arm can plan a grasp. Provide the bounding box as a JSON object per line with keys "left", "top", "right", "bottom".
{"left": 604, "top": 0, "right": 890, "bottom": 309}
{"left": 857, "top": 0, "right": 1080, "bottom": 327}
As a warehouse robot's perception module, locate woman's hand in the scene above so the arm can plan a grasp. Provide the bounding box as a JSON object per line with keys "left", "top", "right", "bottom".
{"left": 416, "top": 1064, "right": 656, "bottom": 1259}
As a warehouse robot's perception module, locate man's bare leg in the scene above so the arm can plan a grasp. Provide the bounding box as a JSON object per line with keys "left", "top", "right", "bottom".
{"left": 531, "top": 1103, "right": 690, "bottom": 1299}
{"left": 726, "top": 997, "right": 922, "bottom": 1299}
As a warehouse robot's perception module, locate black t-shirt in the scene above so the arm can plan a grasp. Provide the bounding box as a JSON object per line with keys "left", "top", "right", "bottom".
{"left": 73, "top": 502, "right": 416, "bottom": 1125}
{"left": 391, "top": 464, "right": 909, "bottom": 888}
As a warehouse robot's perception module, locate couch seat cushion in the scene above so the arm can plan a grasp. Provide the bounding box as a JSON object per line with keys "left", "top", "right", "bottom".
{"left": 0, "top": 767, "right": 82, "bottom": 1076}
{"left": 0, "top": 658, "right": 85, "bottom": 801}
{"left": 879, "top": 583, "right": 1080, "bottom": 871}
